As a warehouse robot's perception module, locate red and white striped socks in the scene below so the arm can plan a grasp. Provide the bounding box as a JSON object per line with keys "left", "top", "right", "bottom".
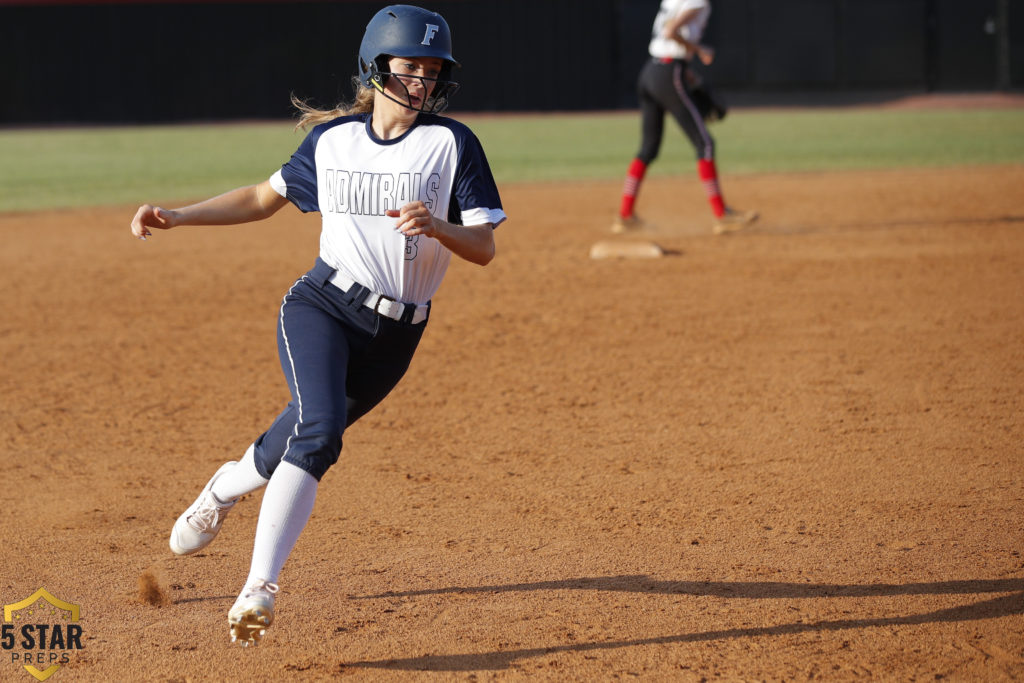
{"left": 620, "top": 157, "right": 728, "bottom": 219}
{"left": 697, "top": 159, "right": 726, "bottom": 218}
{"left": 619, "top": 158, "right": 647, "bottom": 218}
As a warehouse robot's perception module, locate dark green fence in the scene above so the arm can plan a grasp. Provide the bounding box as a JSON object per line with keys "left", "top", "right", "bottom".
{"left": 0, "top": 0, "right": 1018, "bottom": 123}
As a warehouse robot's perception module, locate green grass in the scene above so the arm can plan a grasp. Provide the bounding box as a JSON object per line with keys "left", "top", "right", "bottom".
{"left": 715, "top": 109, "right": 1024, "bottom": 173}
{"left": 1, "top": 108, "right": 1021, "bottom": 212}
{"left": 464, "top": 109, "right": 1024, "bottom": 180}
{"left": 0, "top": 124, "right": 306, "bottom": 213}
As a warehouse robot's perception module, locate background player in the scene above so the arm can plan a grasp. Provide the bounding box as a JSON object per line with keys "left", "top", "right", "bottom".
{"left": 614, "top": 0, "right": 757, "bottom": 235}
{"left": 129, "top": 4, "right": 506, "bottom": 646}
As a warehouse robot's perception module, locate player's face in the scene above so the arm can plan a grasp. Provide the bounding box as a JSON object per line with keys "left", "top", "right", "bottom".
{"left": 386, "top": 56, "right": 444, "bottom": 111}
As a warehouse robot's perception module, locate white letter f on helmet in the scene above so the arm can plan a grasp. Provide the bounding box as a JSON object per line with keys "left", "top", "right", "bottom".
{"left": 422, "top": 23, "right": 439, "bottom": 45}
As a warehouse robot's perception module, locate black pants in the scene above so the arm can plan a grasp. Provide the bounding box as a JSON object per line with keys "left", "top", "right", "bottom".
{"left": 636, "top": 58, "right": 716, "bottom": 163}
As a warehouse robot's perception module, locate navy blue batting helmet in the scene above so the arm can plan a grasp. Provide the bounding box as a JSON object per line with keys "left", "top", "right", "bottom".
{"left": 358, "top": 5, "right": 460, "bottom": 113}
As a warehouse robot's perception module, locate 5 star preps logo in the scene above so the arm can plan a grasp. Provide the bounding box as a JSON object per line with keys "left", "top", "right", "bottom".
{"left": 3, "top": 589, "right": 83, "bottom": 681}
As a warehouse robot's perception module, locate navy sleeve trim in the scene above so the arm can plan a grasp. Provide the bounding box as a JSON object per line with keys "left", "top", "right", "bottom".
{"left": 279, "top": 115, "right": 364, "bottom": 213}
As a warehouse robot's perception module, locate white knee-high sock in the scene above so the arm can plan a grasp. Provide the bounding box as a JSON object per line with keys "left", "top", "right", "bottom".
{"left": 211, "top": 444, "right": 270, "bottom": 501}
{"left": 245, "top": 460, "right": 318, "bottom": 585}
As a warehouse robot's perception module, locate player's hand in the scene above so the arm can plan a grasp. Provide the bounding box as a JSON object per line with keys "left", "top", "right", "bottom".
{"left": 130, "top": 204, "right": 180, "bottom": 241}
{"left": 696, "top": 45, "right": 715, "bottom": 65}
{"left": 387, "top": 201, "right": 438, "bottom": 239}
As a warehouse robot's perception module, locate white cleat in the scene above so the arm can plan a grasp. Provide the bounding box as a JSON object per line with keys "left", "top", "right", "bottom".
{"left": 713, "top": 207, "right": 759, "bottom": 235}
{"left": 168, "top": 462, "right": 238, "bottom": 555}
{"left": 611, "top": 214, "right": 646, "bottom": 234}
{"left": 228, "top": 580, "right": 279, "bottom": 647}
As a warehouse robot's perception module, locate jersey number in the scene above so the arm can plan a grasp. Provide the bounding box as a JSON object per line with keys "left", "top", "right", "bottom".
{"left": 404, "top": 235, "right": 419, "bottom": 260}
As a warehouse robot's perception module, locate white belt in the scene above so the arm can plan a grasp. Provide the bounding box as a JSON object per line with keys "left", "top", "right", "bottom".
{"left": 327, "top": 271, "right": 429, "bottom": 325}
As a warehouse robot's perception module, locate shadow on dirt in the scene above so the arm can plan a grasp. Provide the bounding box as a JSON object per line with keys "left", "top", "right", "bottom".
{"left": 343, "top": 576, "right": 1024, "bottom": 671}
{"left": 354, "top": 575, "right": 1024, "bottom": 600}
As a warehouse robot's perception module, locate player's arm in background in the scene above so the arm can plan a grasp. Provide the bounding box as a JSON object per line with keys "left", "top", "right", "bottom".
{"left": 664, "top": 8, "right": 715, "bottom": 65}
{"left": 130, "top": 180, "right": 289, "bottom": 240}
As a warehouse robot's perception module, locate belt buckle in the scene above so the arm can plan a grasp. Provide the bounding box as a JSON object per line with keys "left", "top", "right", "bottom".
{"left": 373, "top": 295, "right": 402, "bottom": 320}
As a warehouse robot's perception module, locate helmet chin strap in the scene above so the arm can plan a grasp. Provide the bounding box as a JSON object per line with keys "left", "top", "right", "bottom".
{"left": 370, "top": 71, "right": 454, "bottom": 114}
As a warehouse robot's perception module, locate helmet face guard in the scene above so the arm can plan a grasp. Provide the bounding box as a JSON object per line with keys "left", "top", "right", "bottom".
{"left": 358, "top": 5, "right": 460, "bottom": 114}
{"left": 368, "top": 56, "right": 460, "bottom": 114}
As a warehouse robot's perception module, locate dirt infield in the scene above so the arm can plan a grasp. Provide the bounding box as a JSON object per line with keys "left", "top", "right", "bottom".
{"left": 1, "top": 164, "right": 1022, "bottom": 681}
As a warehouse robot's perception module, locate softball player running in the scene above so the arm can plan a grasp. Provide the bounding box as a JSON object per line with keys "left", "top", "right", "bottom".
{"left": 614, "top": 0, "right": 756, "bottom": 235}
{"left": 130, "top": 4, "right": 506, "bottom": 646}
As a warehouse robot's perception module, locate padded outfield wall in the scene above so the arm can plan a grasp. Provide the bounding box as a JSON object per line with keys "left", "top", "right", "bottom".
{"left": 0, "top": 0, "right": 1020, "bottom": 124}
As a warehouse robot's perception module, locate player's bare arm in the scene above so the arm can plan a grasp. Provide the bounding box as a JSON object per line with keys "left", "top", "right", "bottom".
{"left": 130, "top": 180, "right": 289, "bottom": 240}
{"left": 387, "top": 201, "right": 496, "bottom": 266}
{"left": 664, "top": 8, "right": 715, "bottom": 64}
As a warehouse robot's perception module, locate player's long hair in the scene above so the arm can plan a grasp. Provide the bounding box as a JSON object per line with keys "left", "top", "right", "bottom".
{"left": 291, "top": 78, "right": 376, "bottom": 130}
{"left": 292, "top": 74, "right": 450, "bottom": 130}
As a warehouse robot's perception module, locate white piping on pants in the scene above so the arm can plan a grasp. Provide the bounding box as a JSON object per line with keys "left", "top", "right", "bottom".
{"left": 672, "top": 63, "right": 714, "bottom": 160}
{"left": 279, "top": 276, "right": 308, "bottom": 460}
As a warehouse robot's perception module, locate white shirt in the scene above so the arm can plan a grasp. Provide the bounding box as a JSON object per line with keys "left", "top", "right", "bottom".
{"left": 269, "top": 113, "right": 506, "bottom": 305}
{"left": 648, "top": 0, "right": 711, "bottom": 61}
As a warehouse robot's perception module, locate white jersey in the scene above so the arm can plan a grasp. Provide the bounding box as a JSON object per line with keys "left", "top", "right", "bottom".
{"left": 270, "top": 113, "right": 506, "bottom": 305}
{"left": 648, "top": 0, "right": 711, "bottom": 61}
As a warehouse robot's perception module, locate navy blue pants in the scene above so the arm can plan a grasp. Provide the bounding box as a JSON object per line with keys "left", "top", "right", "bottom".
{"left": 252, "top": 258, "right": 427, "bottom": 481}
